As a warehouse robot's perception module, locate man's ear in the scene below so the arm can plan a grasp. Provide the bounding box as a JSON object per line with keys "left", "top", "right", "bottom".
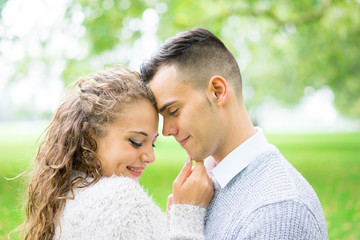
{"left": 206, "top": 75, "right": 229, "bottom": 105}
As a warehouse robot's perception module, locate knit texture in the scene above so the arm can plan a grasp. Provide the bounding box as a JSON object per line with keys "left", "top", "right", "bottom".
{"left": 169, "top": 204, "right": 206, "bottom": 239}
{"left": 54, "top": 176, "right": 205, "bottom": 240}
{"left": 204, "top": 150, "right": 328, "bottom": 239}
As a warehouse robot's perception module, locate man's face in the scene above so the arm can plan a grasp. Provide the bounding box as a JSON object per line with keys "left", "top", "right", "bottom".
{"left": 149, "top": 65, "right": 221, "bottom": 161}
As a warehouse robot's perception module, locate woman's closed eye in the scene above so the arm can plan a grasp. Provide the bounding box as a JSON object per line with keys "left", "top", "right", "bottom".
{"left": 129, "top": 138, "right": 142, "bottom": 147}
{"left": 130, "top": 138, "right": 156, "bottom": 148}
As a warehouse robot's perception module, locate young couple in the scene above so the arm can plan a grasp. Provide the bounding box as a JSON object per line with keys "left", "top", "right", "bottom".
{"left": 20, "top": 28, "right": 328, "bottom": 239}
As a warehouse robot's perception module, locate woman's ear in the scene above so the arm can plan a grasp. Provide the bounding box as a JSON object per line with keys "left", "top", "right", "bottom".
{"left": 206, "top": 75, "right": 229, "bottom": 105}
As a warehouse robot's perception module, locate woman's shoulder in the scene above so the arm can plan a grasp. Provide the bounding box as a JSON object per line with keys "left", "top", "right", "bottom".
{"left": 56, "top": 176, "right": 165, "bottom": 239}
{"left": 89, "top": 175, "right": 142, "bottom": 192}
{"left": 71, "top": 175, "right": 149, "bottom": 206}
{"left": 58, "top": 176, "right": 154, "bottom": 229}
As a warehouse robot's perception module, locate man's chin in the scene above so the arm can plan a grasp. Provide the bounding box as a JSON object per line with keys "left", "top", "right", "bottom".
{"left": 187, "top": 152, "right": 205, "bottom": 162}
{"left": 191, "top": 157, "right": 204, "bottom": 162}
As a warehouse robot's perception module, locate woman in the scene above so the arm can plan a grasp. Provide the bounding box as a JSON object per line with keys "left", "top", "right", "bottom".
{"left": 18, "top": 65, "right": 213, "bottom": 239}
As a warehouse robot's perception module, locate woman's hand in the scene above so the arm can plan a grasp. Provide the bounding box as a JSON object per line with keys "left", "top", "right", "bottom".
{"left": 171, "top": 158, "right": 214, "bottom": 207}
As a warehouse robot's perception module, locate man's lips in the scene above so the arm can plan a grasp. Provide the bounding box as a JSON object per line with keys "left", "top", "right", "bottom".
{"left": 179, "top": 136, "right": 190, "bottom": 147}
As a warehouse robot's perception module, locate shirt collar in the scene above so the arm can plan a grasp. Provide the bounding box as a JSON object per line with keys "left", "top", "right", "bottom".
{"left": 205, "top": 127, "right": 273, "bottom": 188}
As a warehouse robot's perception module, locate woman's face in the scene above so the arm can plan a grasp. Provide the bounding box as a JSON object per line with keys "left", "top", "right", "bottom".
{"left": 95, "top": 100, "right": 159, "bottom": 181}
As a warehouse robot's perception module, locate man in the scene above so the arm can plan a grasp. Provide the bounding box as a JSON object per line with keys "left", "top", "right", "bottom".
{"left": 140, "top": 28, "right": 328, "bottom": 239}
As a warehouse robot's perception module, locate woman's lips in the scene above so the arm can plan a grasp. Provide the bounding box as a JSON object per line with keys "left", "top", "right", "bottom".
{"left": 127, "top": 166, "right": 145, "bottom": 177}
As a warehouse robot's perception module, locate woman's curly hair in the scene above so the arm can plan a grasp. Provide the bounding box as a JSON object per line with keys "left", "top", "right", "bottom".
{"left": 15, "top": 65, "right": 155, "bottom": 240}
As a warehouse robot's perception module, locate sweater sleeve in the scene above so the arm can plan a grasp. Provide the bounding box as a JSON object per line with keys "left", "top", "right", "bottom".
{"left": 168, "top": 204, "right": 206, "bottom": 240}
{"left": 120, "top": 202, "right": 206, "bottom": 240}
{"left": 112, "top": 178, "right": 206, "bottom": 239}
{"left": 120, "top": 197, "right": 170, "bottom": 240}
{"left": 234, "top": 200, "right": 327, "bottom": 240}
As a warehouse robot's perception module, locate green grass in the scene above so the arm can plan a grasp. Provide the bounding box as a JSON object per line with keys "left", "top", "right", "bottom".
{"left": 0, "top": 122, "right": 359, "bottom": 239}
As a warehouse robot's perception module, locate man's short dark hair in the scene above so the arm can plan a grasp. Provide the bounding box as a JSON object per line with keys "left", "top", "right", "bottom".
{"left": 140, "top": 28, "right": 242, "bottom": 95}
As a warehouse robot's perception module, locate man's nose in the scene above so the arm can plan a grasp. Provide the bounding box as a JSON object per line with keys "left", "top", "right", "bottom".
{"left": 162, "top": 119, "right": 178, "bottom": 136}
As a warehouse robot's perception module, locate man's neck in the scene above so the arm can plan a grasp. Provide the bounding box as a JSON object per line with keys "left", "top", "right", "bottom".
{"left": 212, "top": 103, "right": 256, "bottom": 164}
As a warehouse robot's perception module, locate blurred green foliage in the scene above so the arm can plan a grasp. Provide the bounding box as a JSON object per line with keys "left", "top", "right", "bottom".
{"left": 1, "top": 123, "right": 359, "bottom": 239}
{"left": 1, "top": 0, "right": 359, "bottom": 119}
{"left": 68, "top": 0, "right": 360, "bottom": 118}
{"left": 0, "top": 0, "right": 6, "bottom": 12}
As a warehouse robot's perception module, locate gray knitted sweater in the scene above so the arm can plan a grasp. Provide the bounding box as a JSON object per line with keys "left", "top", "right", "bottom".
{"left": 204, "top": 145, "right": 328, "bottom": 239}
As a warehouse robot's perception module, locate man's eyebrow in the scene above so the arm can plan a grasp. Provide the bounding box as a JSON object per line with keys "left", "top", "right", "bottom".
{"left": 159, "top": 101, "right": 176, "bottom": 113}
{"left": 129, "top": 131, "right": 148, "bottom": 137}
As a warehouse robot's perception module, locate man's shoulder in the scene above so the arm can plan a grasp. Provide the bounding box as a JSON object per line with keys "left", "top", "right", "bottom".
{"left": 208, "top": 149, "right": 326, "bottom": 228}
{"left": 234, "top": 150, "right": 321, "bottom": 204}
{"left": 210, "top": 149, "right": 323, "bottom": 214}
{"left": 237, "top": 199, "right": 328, "bottom": 239}
{"left": 205, "top": 150, "right": 328, "bottom": 239}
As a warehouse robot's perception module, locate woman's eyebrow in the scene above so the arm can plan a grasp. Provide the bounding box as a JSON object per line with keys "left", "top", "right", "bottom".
{"left": 128, "top": 131, "right": 148, "bottom": 136}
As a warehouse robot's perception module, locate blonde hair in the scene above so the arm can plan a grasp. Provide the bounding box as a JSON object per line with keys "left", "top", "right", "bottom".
{"left": 15, "top": 65, "right": 155, "bottom": 239}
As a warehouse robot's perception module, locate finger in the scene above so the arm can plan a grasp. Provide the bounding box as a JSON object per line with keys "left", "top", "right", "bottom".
{"left": 174, "top": 157, "right": 192, "bottom": 185}
{"left": 186, "top": 161, "right": 207, "bottom": 181}
{"left": 168, "top": 194, "right": 173, "bottom": 203}
{"left": 190, "top": 160, "right": 206, "bottom": 175}
{"left": 186, "top": 165, "right": 194, "bottom": 179}
{"left": 166, "top": 194, "right": 174, "bottom": 218}
{"left": 167, "top": 194, "right": 173, "bottom": 210}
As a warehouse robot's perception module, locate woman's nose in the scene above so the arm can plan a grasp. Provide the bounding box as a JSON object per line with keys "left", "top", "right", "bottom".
{"left": 141, "top": 147, "right": 155, "bottom": 164}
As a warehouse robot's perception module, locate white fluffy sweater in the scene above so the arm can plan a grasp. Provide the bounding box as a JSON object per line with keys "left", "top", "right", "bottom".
{"left": 54, "top": 176, "right": 206, "bottom": 240}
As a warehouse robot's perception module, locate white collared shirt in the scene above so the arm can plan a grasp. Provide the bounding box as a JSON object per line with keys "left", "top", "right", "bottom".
{"left": 204, "top": 127, "right": 277, "bottom": 188}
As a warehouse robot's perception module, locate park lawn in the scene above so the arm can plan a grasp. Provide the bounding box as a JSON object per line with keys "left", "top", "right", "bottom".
{"left": 0, "top": 122, "right": 359, "bottom": 239}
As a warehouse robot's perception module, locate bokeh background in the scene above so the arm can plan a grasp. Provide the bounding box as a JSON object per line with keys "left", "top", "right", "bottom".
{"left": 0, "top": 0, "right": 359, "bottom": 239}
